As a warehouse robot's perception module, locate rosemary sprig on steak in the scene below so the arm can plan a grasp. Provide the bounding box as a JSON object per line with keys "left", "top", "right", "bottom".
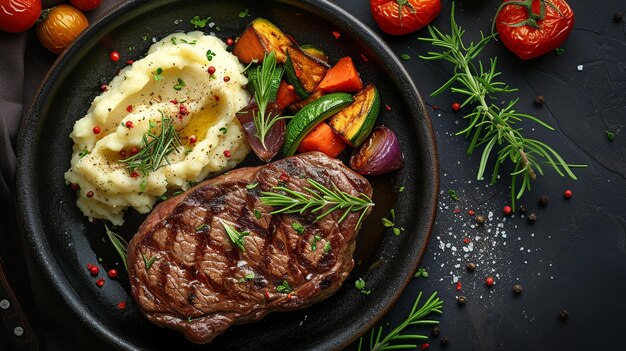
{"left": 260, "top": 178, "right": 374, "bottom": 228}
{"left": 120, "top": 112, "right": 182, "bottom": 175}
{"left": 219, "top": 219, "right": 249, "bottom": 251}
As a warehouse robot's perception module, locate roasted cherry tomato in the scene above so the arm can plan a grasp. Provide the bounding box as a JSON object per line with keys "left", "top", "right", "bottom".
{"left": 36, "top": 4, "right": 89, "bottom": 54}
{"left": 0, "top": 0, "right": 42, "bottom": 33}
{"left": 495, "top": 0, "right": 574, "bottom": 60}
{"left": 70, "top": 0, "right": 101, "bottom": 11}
{"left": 370, "top": 0, "right": 441, "bottom": 35}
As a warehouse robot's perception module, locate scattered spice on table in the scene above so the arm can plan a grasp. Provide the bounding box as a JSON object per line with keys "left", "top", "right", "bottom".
{"left": 467, "top": 262, "right": 476, "bottom": 272}
{"left": 614, "top": 13, "right": 623, "bottom": 23}
{"left": 559, "top": 309, "right": 569, "bottom": 321}
{"left": 431, "top": 326, "right": 440, "bottom": 337}
{"left": 527, "top": 212, "right": 537, "bottom": 222}
{"left": 534, "top": 95, "right": 544, "bottom": 106}
{"left": 441, "top": 335, "right": 450, "bottom": 345}
{"left": 457, "top": 295, "right": 466, "bottom": 305}
{"left": 513, "top": 284, "right": 523, "bottom": 295}
{"left": 538, "top": 195, "right": 549, "bottom": 206}
{"left": 518, "top": 204, "right": 527, "bottom": 214}
{"left": 564, "top": 189, "right": 573, "bottom": 199}
{"left": 485, "top": 276, "right": 495, "bottom": 287}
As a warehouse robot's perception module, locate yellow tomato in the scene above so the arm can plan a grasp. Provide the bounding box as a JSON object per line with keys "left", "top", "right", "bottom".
{"left": 37, "top": 4, "right": 88, "bottom": 54}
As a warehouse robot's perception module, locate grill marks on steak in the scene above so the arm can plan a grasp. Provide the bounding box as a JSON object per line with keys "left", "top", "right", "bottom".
{"left": 127, "top": 152, "right": 373, "bottom": 344}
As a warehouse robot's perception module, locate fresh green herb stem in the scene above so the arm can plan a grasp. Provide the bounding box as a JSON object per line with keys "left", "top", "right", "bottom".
{"left": 259, "top": 179, "right": 374, "bottom": 228}
{"left": 418, "top": 4, "right": 580, "bottom": 208}
{"left": 104, "top": 225, "right": 128, "bottom": 271}
{"left": 219, "top": 219, "right": 248, "bottom": 251}
{"left": 358, "top": 291, "right": 443, "bottom": 351}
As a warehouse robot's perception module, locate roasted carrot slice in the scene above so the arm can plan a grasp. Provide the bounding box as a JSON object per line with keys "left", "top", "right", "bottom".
{"left": 297, "top": 122, "right": 347, "bottom": 158}
{"left": 275, "top": 80, "right": 300, "bottom": 110}
{"left": 317, "top": 56, "right": 363, "bottom": 93}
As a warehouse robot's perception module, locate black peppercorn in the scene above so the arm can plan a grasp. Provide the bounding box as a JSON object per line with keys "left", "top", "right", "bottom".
{"left": 559, "top": 309, "right": 569, "bottom": 321}
{"left": 518, "top": 204, "right": 527, "bottom": 214}
{"left": 457, "top": 295, "right": 466, "bottom": 305}
{"left": 467, "top": 262, "right": 477, "bottom": 271}
{"left": 513, "top": 284, "right": 523, "bottom": 295}
{"left": 539, "top": 195, "right": 550, "bottom": 206}
{"left": 431, "top": 326, "right": 441, "bottom": 337}
{"left": 528, "top": 212, "right": 537, "bottom": 222}
{"left": 441, "top": 336, "right": 450, "bottom": 345}
{"left": 614, "top": 13, "right": 623, "bottom": 23}
{"left": 534, "top": 95, "right": 545, "bottom": 106}
{"left": 475, "top": 214, "right": 486, "bottom": 225}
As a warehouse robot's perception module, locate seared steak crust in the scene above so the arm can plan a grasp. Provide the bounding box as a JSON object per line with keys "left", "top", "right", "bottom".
{"left": 127, "top": 152, "right": 373, "bottom": 344}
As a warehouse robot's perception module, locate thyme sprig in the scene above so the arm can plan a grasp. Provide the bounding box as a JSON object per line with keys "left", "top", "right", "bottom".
{"left": 259, "top": 179, "right": 374, "bottom": 228}
{"left": 120, "top": 113, "right": 182, "bottom": 175}
{"left": 104, "top": 225, "right": 128, "bottom": 271}
{"left": 418, "top": 4, "right": 579, "bottom": 208}
{"left": 249, "top": 51, "right": 291, "bottom": 148}
{"left": 358, "top": 291, "right": 443, "bottom": 351}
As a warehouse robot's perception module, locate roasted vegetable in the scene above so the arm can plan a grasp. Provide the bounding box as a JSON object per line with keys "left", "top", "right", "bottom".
{"left": 237, "top": 101, "right": 285, "bottom": 162}
{"left": 233, "top": 18, "right": 293, "bottom": 64}
{"left": 283, "top": 93, "right": 353, "bottom": 156}
{"left": 317, "top": 56, "right": 363, "bottom": 93}
{"left": 297, "top": 122, "right": 346, "bottom": 158}
{"left": 350, "top": 126, "right": 404, "bottom": 175}
{"left": 301, "top": 44, "right": 329, "bottom": 63}
{"left": 275, "top": 80, "right": 300, "bottom": 110}
{"left": 329, "top": 83, "right": 380, "bottom": 147}
{"left": 284, "top": 45, "right": 329, "bottom": 99}
{"left": 288, "top": 90, "right": 325, "bottom": 114}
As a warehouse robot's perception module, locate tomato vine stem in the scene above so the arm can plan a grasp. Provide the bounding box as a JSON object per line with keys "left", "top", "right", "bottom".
{"left": 492, "top": 0, "right": 565, "bottom": 32}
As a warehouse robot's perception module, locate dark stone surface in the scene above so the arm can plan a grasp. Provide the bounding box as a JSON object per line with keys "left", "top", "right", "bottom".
{"left": 340, "top": 0, "right": 626, "bottom": 350}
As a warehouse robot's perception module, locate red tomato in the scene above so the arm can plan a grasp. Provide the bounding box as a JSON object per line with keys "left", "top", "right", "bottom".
{"left": 370, "top": 0, "right": 441, "bottom": 35}
{"left": 70, "top": 0, "right": 101, "bottom": 11}
{"left": 495, "top": 0, "right": 574, "bottom": 60}
{"left": 0, "top": 0, "right": 41, "bottom": 33}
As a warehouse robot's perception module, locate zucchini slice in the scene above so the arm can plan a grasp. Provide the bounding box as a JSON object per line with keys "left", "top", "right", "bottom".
{"left": 328, "top": 83, "right": 380, "bottom": 147}
{"left": 232, "top": 18, "right": 293, "bottom": 64}
{"left": 284, "top": 46, "right": 329, "bottom": 99}
{"left": 301, "top": 44, "right": 328, "bottom": 63}
{"left": 283, "top": 93, "right": 353, "bottom": 156}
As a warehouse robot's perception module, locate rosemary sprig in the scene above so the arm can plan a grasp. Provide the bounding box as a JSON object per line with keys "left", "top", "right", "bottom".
{"left": 219, "top": 219, "right": 248, "bottom": 251}
{"left": 104, "top": 225, "right": 128, "bottom": 271}
{"left": 259, "top": 179, "right": 374, "bottom": 228}
{"left": 250, "top": 51, "right": 290, "bottom": 148}
{"left": 358, "top": 291, "right": 443, "bottom": 351}
{"left": 120, "top": 112, "right": 182, "bottom": 175}
{"left": 418, "top": 4, "right": 579, "bottom": 208}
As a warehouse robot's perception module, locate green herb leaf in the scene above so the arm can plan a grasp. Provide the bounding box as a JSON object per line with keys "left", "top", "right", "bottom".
{"left": 246, "top": 183, "right": 258, "bottom": 189}
{"left": 239, "top": 272, "right": 256, "bottom": 282}
{"left": 238, "top": 9, "right": 250, "bottom": 18}
{"left": 357, "top": 291, "right": 443, "bottom": 351}
{"left": 311, "top": 235, "right": 321, "bottom": 251}
{"left": 219, "top": 219, "right": 248, "bottom": 251}
{"left": 152, "top": 67, "right": 164, "bottom": 81}
{"left": 323, "top": 241, "right": 332, "bottom": 254}
{"left": 219, "top": 126, "right": 228, "bottom": 134}
{"left": 139, "top": 179, "right": 147, "bottom": 193}
{"left": 355, "top": 278, "right": 371, "bottom": 295}
{"left": 397, "top": 186, "right": 405, "bottom": 193}
{"left": 171, "top": 37, "right": 177, "bottom": 45}
{"left": 381, "top": 218, "right": 394, "bottom": 228}
{"left": 142, "top": 253, "right": 158, "bottom": 270}
{"left": 400, "top": 53, "right": 411, "bottom": 61}
{"left": 253, "top": 209, "right": 261, "bottom": 219}
{"left": 291, "top": 222, "right": 305, "bottom": 234}
{"left": 195, "top": 223, "right": 209, "bottom": 232}
{"left": 392, "top": 227, "right": 401, "bottom": 236}
{"left": 276, "top": 280, "right": 292, "bottom": 293}
{"left": 190, "top": 15, "right": 211, "bottom": 28}
{"left": 448, "top": 189, "right": 459, "bottom": 201}
{"left": 104, "top": 225, "right": 128, "bottom": 271}
{"left": 173, "top": 77, "right": 186, "bottom": 90}
{"left": 120, "top": 113, "right": 182, "bottom": 175}
{"left": 414, "top": 268, "right": 429, "bottom": 278}
{"left": 555, "top": 48, "right": 565, "bottom": 55}
{"left": 78, "top": 147, "right": 90, "bottom": 158}
{"left": 606, "top": 130, "right": 615, "bottom": 141}
{"left": 260, "top": 178, "right": 374, "bottom": 229}
{"left": 206, "top": 49, "right": 216, "bottom": 61}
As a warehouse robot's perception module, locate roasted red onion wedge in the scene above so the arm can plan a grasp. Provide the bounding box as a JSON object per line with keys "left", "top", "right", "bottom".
{"left": 350, "top": 126, "right": 404, "bottom": 175}
{"left": 237, "top": 101, "right": 285, "bottom": 162}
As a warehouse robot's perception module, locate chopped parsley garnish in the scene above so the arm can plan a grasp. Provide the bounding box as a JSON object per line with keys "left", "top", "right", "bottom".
{"left": 276, "top": 280, "right": 292, "bottom": 293}
{"left": 152, "top": 67, "right": 164, "bottom": 81}
{"left": 397, "top": 186, "right": 405, "bottom": 193}
{"left": 311, "top": 235, "right": 321, "bottom": 251}
{"left": 78, "top": 147, "right": 90, "bottom": 158}
{"left": 171, "top": 37, "right": 177, "bottom": 45}
{"left": 606, "top": 130, "right": 615, "bottom": 141}
{"left": 400, "top": 53, "right": 411, "bottom": 61}
{"left": 173, "top": 77, "right": 186, "bottom": 90}
{"left": 239, "top": 272, "right": 255, "bottom": 283}
{"left": 219, "top": 127, "right": 228, "bottom": 134}
{"left": 139, "top": 179, "right": 147, "bottom": 194}
{"left": 291, "top": 222, "right": 305, "bottom": 235}
{"left": 188, "top": 180, "right": 197, "bottom": 187}
{"left": 253, "top": 209, "right": 261, "bottom": 219}
{"left": 219, "top": 219, "right": 248, "bottom": 251}
{"left": 246, "top": 182, "right": 258, "bottom": 189}
{"left": 323, "top": 241, "right": 332, "bottom": 254}
{"left": 206, "top": 49, "right": 216, "bottom": 61}
{"left": 238, "top": 9, "right": 250, "bottom": 18}
{"left": 414, "top": 268, "right": 429, "bottom": 278}
{"left": 355, "top": 278, "right": 371, "bottom": 295}
{"left": 195, "top": 223, "right": 209, "bottom": 232}
{"left": 190, "top": 15, "right": 211, "bottom": 28}
{"left": 555, "top": 48, "right": 565, "bottom": 56}
{"left": 448, "top": 189, "right": 459, "bottom": 201}
{"left": 180, "top": 38, "right": 197, "bottom": 45}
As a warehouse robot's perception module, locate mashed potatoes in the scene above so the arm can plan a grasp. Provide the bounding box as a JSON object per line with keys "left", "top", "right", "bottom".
{"left": 64, "top": 32, "right": 251, "bottom": 225}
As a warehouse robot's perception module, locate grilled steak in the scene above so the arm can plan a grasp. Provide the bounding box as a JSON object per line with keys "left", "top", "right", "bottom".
{"left": 127, "top": 152, "right": 373, "bottom": 344}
